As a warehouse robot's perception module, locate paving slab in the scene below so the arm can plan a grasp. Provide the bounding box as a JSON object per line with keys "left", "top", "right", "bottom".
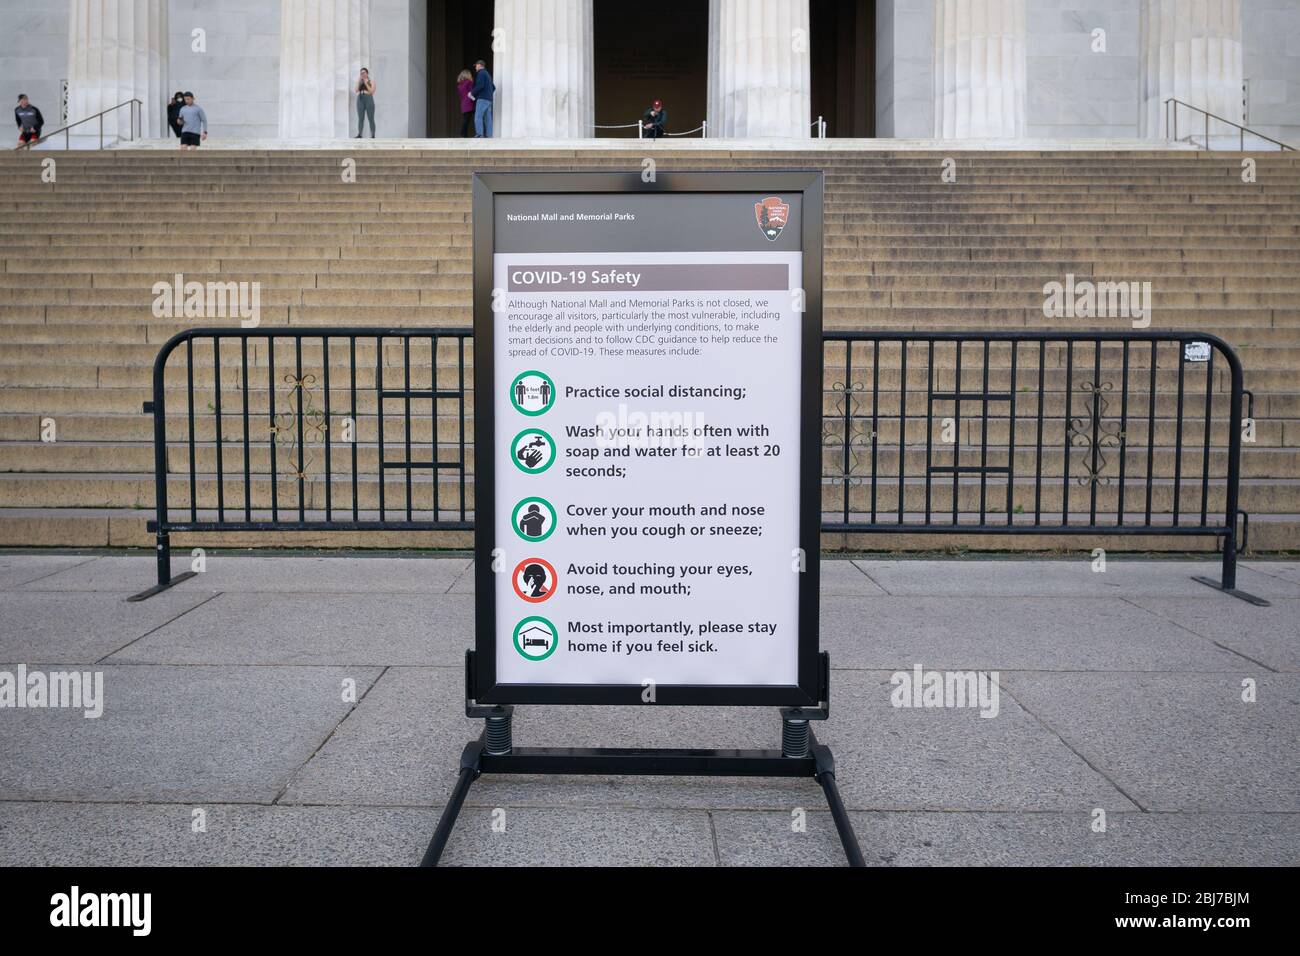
{"left": 819, "top": 559, "right": 889, "bottom": 595}
{"left": 0, "top": 589, "right": 218, "bottom": 663}
{"left": 280, "top": 665, "right": 813, "bottom": 809}
{"left": 21, "top": 554, "right": 471, "bottom": 595}
{"left": 106, "top": 592, "right": 471, "bottom": 666}
{"left": 0, "top": 801, "right": 717, "bottom": 867}
{"left": 1000, "top": 673, "right": 1300, "bottom": 812}
{"left": 1239, "top": 561, "right": 1300, "bottom": 595}
{"left": 854, "top": 559, "right": 1300, "bottom": 601}
{"left": 713, "top": 810, "right": 1300, "bottom": 867}
{"left": 815, "top": 670, "right": 1133, "bottom": 811}
{"left": 4, "top": 801, "right": 1293, "bottom": 867}
{"left": 0, "top": 551, "right": 1292, "bottom": 865}
{"left": 0, "top": 802, "right": 432, "bottom": 867}
{"left": 437, "top": 806, "right": 717, "bottom": 866}
{"left": 819, "top": 595, "right": 1241, "bottom": 671}
{"left": 1127, "top": 597, "right": 1300, "bottom": 672}
{"left": 0, "top": 553, "right": 97, "bottom": 589}
{"left": 712, "top": 809, "right": 851, "bottom": 866}
{"left": 0, "top": 664, "right": 381, "bottom": 803}
{"left": 282, "top": 667, "right": 1127, "bottom": 813}
{"left": 448, "top": 561, "right": 475, "bottom": 594}
{"left": 279, "top": 666, "right": 478, "bottom": 807}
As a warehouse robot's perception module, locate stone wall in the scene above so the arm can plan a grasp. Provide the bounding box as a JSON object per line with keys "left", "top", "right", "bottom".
{"left": 1244, "top": 0, "right": 1300, "bottom": 144}
{"left": 1025, "top": 0, "right": 1141, "bottom": 139}
{"left": 171, "top": 0, "right": 281, "bottom": 140}
{"left": 1, "top": 2, "right": 71, "bottom": 133}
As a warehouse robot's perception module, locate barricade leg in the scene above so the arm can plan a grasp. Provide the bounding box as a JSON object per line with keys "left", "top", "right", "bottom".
{"left": 128, "top": 530, "right": 198, "bottom": 602}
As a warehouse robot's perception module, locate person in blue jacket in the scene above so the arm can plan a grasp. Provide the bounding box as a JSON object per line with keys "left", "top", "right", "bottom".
{"left": 470, "top": 59, "right": 494, "bottom": 138}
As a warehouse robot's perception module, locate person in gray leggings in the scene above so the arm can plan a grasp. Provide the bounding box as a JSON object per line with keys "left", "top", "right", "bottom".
{"left": 355, "top": 67, "right": 376, "bottom": 137}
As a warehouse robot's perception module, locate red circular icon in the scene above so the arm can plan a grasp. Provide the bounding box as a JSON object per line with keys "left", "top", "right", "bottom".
{"left": 512, "top": 557, "right": 557, "bottom": 603}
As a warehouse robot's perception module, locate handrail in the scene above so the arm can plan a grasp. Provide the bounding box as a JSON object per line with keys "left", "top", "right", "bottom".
{"left": 15, "top": 97, "right": 143, "bottom": 151}
{"left": 1164, "top": 97, "right": 1294, "bottom": 151}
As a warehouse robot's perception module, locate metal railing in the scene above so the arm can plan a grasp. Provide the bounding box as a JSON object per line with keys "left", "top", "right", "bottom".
{"left": 591, "top": 116, "right": 824, "bottom": 139}
{"left": 821, "top": 331, "right": 1256, "bottom": 598}
{"left": 135, "top": 327, "right": 1260, "bottom": 604}
{"left": 591, "top": 119, "right": 707, "bottom": 138}
{"left": 1164, "top": 97, "right": 1294, "bottom": 151}
{"left": 134, "top": 327, "right": 473, "bottom": 599}
{"left": 15, "top": 98, "right": 143, "bottom": 151}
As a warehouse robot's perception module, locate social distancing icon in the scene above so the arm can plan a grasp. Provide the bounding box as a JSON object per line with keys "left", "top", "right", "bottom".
{"left": 510, "top": 370, "right": 555, "bottom": 416}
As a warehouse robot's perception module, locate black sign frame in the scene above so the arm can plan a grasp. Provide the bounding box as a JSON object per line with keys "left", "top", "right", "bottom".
{"left": 472, "top": 170, "right": 824, "bottom": 707}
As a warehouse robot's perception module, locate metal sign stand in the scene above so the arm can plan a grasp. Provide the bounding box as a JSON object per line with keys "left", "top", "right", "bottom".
{"left": 419, "top": 650, "right": 865, "bottom": 866}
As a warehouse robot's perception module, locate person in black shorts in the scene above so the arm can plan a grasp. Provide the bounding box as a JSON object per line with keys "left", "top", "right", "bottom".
{"left": 177, "top": 92, "right": 207, "bottom": 150}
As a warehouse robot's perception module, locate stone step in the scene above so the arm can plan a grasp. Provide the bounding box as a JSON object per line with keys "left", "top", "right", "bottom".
{"left": 2, "top": 361, "right": 1268, "bottom": 395}
{"left": 6, "top": 285, "right": 1300, "bottom": 311}
{"left": 2, "top": 303, "right": 1291, "bottom": 329}
{"left": 9, "top": 271, "right": 1299, "bottom": 294}
{"left": 2, "top": 147, "right": 1297, "bottom": 551}
{"left": 7, "top": 338, "right": 1293, "bottom": 371}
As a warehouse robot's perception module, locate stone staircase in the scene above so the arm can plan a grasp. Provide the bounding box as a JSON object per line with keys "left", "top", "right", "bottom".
{"left": 1, "top": 148, "right": 1297, "bottom": 554}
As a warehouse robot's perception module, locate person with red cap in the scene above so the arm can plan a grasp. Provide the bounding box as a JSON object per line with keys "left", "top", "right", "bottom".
{"left": 641, "top": 99, "right": 667, "bottom": 140}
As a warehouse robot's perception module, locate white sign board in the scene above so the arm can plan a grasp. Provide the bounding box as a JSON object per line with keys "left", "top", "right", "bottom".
{"left": 474, "top": 175, "right": 823, "bottom": 706}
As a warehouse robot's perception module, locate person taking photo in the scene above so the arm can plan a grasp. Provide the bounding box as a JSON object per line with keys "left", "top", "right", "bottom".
{"left": 355, "top": 67, "right": 376, "bottom": 137}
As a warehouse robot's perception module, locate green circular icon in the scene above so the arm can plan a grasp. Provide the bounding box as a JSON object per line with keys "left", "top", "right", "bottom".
{"left": 513, "top": 496, "right": 557, "bottom": 542}
{"left": 513, "top": 616, "right": 558, "bottom": 661}
{"left": 511, "top": 428, "right": 555, "bottom": 474}
{"left": 510, "top": 370, "right": 556, "bottom": 416}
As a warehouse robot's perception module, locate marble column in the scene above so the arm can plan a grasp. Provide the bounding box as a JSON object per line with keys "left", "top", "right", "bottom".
{"left": 1139, "top": 0, "right": 1242, "bottom": 139}
{"left": 708, "top": 0, "right": 812, "bottom": 138}
{"left": 493, "top": 0, "right": 594, "bottom": 138}
{"left": 66, "top": 0, "right": 169, "bottom": 140}
{"left": 933, "top": 0, "right": 1026, "bottom": 138}
{"left": 278, "top": 0, "right": 372, "bottom": 140}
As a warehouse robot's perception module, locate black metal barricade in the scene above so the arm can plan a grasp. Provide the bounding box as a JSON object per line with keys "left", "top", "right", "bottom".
{"left": 134, "top": 327, "right": 1263, "bottom": 605}
{"left": 132, "top": 327, "right": 473, "bottom": 600}
{"left": 820, "top": 330, "right": 1261, "bottom": 602}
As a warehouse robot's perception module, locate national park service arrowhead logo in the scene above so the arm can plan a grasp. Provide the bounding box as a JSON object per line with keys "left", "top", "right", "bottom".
{"left": 754, "top": 196, "right": 790, "bottom": 241}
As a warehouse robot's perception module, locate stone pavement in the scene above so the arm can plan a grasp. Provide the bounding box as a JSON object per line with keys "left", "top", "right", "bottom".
{"left": 0, "top": 551, "right": 1296, "bottom": 867}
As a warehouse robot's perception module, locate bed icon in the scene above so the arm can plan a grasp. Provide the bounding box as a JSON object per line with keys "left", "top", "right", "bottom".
{"left": 513, "top": 616, "right": 558, "bottom": 661}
